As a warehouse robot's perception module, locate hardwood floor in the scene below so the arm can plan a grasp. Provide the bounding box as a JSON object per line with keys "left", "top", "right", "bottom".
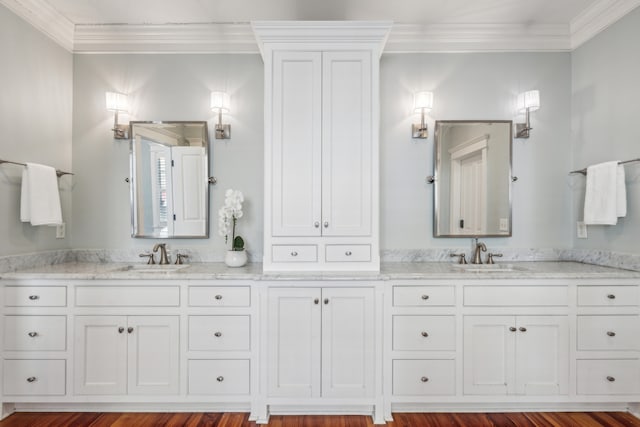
{"left": 1, "top": 412, "right": 640, "bottom": 427}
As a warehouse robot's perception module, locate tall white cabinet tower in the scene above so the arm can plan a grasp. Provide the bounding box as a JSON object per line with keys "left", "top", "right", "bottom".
{"left": 254, "top": 21, "right": 391, "bottom": 272}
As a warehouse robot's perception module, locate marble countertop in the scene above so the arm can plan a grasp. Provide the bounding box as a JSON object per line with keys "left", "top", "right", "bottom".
{"left": 1, "top": 261, "right": 639, "bottom": 281}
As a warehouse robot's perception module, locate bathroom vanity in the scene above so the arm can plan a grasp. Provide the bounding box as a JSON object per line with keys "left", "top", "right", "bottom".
{"left": 1, "top": 261, "right": 639, "bottom": 423}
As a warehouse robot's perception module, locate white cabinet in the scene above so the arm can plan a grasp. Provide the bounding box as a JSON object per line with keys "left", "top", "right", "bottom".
{"left": 267, "top": 287, "right": 374, "bottom": 398}
{"left": 463, "top": 315, "right": 569, "bottom": 396}
{"left": 256, "top": 21, "right": 390, "bottom": 272}
{"left": 74, "top": 315, "right": 179, "bottom": 395}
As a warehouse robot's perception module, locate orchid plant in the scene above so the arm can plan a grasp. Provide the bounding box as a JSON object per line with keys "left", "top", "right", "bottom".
{"left": 218, "top": 189, "right": 245, "bottom": 251}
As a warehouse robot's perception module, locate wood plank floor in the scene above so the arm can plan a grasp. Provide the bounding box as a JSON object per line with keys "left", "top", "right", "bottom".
{"left": 1, "top": 412, "right": 640, "bottom": 427}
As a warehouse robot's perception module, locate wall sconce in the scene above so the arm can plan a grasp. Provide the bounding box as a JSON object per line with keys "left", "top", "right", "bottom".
{"left": 105, "top": 91, "right": 129, "bottom": 140}
{"left": 412, "top": 91, "right": 433, "bottom": 139}
{"left": 515, "top": 90, "right": 540, "bottom": 139}
{"left": 210, "top": 91, "right": 231, "bottom": 139}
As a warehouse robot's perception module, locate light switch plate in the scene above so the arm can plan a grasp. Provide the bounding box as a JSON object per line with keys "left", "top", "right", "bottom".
{"left": 56, "top": 222, "right": 65, "bottom": 239}
{"left": 577, "top": 221, "right": 587, "bottom": 239}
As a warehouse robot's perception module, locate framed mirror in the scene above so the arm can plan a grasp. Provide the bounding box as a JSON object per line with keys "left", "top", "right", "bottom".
{"left": 433, "top": 120, "right": 512, "bottom": 237}
{"left": 130, "top": 121, "right": 210, "bottom": 238}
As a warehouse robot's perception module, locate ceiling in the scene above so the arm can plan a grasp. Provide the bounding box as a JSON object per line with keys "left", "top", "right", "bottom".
{"left": 2, "top": 0, "right": 640, "bottom": 52}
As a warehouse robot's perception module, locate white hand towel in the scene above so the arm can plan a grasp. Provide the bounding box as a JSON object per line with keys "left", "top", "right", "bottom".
{"left": 583, "top": 161, "right": 626, "bottom": 225}
{"left": 20, "top": 162, "right": 63, "bottom": 226}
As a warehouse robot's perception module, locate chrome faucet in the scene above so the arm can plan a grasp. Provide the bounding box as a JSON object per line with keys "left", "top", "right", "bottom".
{"left": 472, "top": 238, "right": 487, "bottom": 264}
{"left": 153, "top": 243, "right": 170, "bottom": 265}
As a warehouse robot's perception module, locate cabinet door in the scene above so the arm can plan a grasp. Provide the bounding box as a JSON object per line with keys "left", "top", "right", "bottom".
{"left": 321, "top": 287, "right": 374, "bottom": 398}
{"left": 74, "top": 316, "right": 127, "bottom": 395}
{"left": 515, "top": 316, "right": 568, "bottom": 395}
{"left": 127, "top": 316, "right": 180, "bottom": 395}
{"left": 267, "top": 288, "right": 322, "bottom": 397}
{"left": 463, "top": 316, "right": 515, "bottom": 395}
{"left": 271, "top": 51, "right": 322, "bottom": 237}
{"left": 321, "top": 51, "right": 372, "bottom": 237}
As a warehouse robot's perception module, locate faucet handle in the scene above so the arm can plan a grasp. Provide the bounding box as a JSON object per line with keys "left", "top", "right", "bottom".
{"left": 139, "top": 253, "right": 156, "bottom": 265}
{"left": 486, "top": 253, "right": 503, "bottom": 264}
{"left": 175, "top": 254, "right": 189, "bottom": 265}
{"left": 450, "top": 253, "right": 468, "bottom": 264}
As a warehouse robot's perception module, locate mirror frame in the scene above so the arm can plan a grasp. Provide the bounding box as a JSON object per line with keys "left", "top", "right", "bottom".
{"left": 129, "top": 120, "right": 210, "bottom": 239}
{"left": 433, "top": 119, "right": 513, "bottom": 238}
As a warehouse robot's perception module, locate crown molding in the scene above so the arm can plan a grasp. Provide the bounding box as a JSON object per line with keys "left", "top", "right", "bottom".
{"left": 0, "top": 0, "right": 73, "bottom": 51}
{"left": 386, "top": 23, "right": 571, "bottom": 52}
{"left": 73, "top": 23, "right": 259, "bottom": 54}
{"left": 570, "top": 0, "right": 640, "bottom": 49}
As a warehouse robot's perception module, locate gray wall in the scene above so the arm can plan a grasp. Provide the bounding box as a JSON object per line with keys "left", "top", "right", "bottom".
{"left": 380, "top": 52, "right": 573, "bottom": 251}
{"left": 71, "top": 54, "right": 264, "bottom": 258}
{"left": 0, "top": 5, "right": 73, "bottom": 257}
{"left": 571, "top": 7, "right": 640, "bottom": 254}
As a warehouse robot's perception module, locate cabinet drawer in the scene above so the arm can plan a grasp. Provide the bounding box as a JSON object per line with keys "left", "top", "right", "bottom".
{"left": 392, "top": 359, "right": 455, "bottom": 396}
{"left": 4, "top": 316, "right": 66, "bottom": 351}
{"left": 577, "top": 315, "right": 639, "bottom": 351}
{"left": 188, "top": 359, "right": 249, "bottom": 395}
{"left": 464, "top": 286, "right": 568, "bottom": 306}
{"left": 393, "top": 316, "right": 455, "bottom": 351}
{"left": 272, "top": 245, "right": 317, "bottom": 262}
{"left": 577, "top": 359, "right": 640, "bottom": 395}
{"left": 75, "top": 286, "right": 180, "bottom": 306}
{"left": 578, "top": 286, "right": 639, "bottom": 306}
{"left": 3, "top": 359, "right": 66, "bottom": 396}
{"left": 4, "top": 286, "right": 66, "bottom": 307}
{"left": 189, "top": 316, "right": 250, "bottom": 351}
{"left": 188, "top": 286, "right": 250, "bottom": 307}
{"left": 325, "top": 245, "right": 371, "bottom": 262}
{"left": 393, "top": 286, "right": 455, "bottom": 307}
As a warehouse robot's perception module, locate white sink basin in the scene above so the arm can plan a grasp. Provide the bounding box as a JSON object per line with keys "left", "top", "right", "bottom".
{"left": 120, "top": 264, "right": 190, "bottom": 273}
{"left": 451, "top": 263, "right": 524, "bottom": 272}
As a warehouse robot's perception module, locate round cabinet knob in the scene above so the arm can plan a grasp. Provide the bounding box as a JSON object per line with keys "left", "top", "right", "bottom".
{"left": 324, "top": 298, "right": 329, "bottom": 305}
{"left": 27, "top": 332, "right": 38, "bottom": 338}
{"left": 420, "top": 377, "right": 429, "bottom": 383}
{"left": 214, "top": 332, "right": 222, "bottom": 337}
{"left": 519, "top": 327, "right": 527, "bottom": 332}
{"left": 421, "top": 331, "right": 429, "bottom": 338}
{"left": 216, "top": 376, "right": 224, "bottom": 382}
{"left": 509, "top": 327, "right": 517, "bottom": 332}
{"left": 127, "top": 327, "right": 134, "bottom": 334}
{"left": 324, "top": 222, "right": 329, "bottom": 228}
{"left": 26, "top": 377, "right": 37, "bottom": 383}
{"left": 291, "top": 251, "right": 298, "bottom": 257}
{"left": 345, "top": 251, "right": 352, "bottom": 256}
{"left": 607, "top": 331, "right": 616, "bottom": 337}
{"left": 607, "top": 294, "right": 616, "bottom": 299}
{"left": 314, "top": 298, "right": 320, "bottom": 305}
{"left": 118, "top": 327, "right": 125, "bottom": 333}
{"left": 421, "top": 295, "right": 429, "bottom": 300}
{"left": 28, "top": 295, "right": 39, "bottom": 300}
{"left": 314, "top": 222, "right": 320, "bottom": 228}
{"left": 215, "top": 294, "right": 223, "bottom": 300}
{"left": 606, "top": 376, "right": 616, "bottom": 382}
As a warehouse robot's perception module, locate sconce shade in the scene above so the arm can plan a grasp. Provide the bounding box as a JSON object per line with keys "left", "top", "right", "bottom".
{"left": 517, "top": 90, "right": 540, "bottom": 113}
{"left": 413, "top": 91, "right": 434, "bottom": 113}
{"left": 210, "top": 91, "right": 231, "bottom": 112}
{"left": 105, "top": 91, "right": 129, "bottom": 112}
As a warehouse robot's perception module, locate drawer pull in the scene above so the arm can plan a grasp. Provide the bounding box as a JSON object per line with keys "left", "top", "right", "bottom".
{"left": 519, "top": 327, "right": 527, "bottom": 332}
{"left": 324, "top": 298, "right": 329, "bottom": 305}
{"left": 420, "top": 376, "right": 429, "bottom": 383}
{"left": 216, "top": 376, "right": 224, "bottom": 382}
{"left": 607, "top": 376, "right": 616, "bottom": 382}
{"left": 26, "top": 377, "right": 37, "bottom": 383}
{"left": 345, "top": 251, "right": 352, "bottom": 256}
{"left": 127, "top": 327, "right": 134, "bottom": 334}
{"left": 421, "top": 331, "right": 429, "bottom": 338}
{"left": 215, "top": 294, "right": 223, "bottom": 300}
{"left": 607, "top": 331, "right": 616, "bottom": 337}
{"left": 214, "top": 332, "right": 222, "bottom": 337}
{"left": 291, "top": 251, "right": 298, "bottom": 257}
{"left": 509, "top": 327, "right": 517, "bottom": 332}
{"left": 118, "top": 327, "right": 125, "bottom": 334}
{"left": 607, "top": 294, "right": 616, "bottom": 299}
{"left": 27, "top": 332, "right": 38, "bottom": 338}
{"left": 314, "top": 298, "right": 319, "bottom": 305}
{"left": 28, "top": 295, "right": 39, "bottom": 300}
{"left": 421, "top": 295, "right": 429, "bottom": 300}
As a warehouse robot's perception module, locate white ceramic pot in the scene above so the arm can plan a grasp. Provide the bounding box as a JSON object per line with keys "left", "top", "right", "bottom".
{"left": 225, "top": 249, "right": 248, "bottom": 267}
